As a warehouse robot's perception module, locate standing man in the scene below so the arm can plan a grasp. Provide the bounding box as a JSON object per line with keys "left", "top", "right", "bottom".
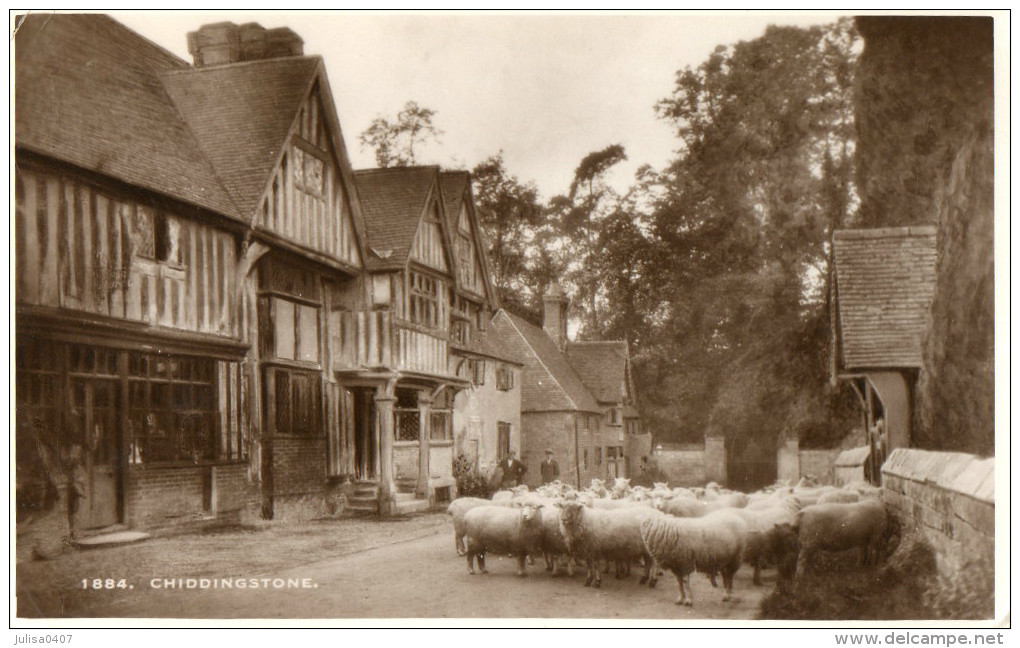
{"left": 499, "top": 449, "right": 527, "bottom": 489}
{"left": 540, "top": 449, "right": 560, "bottom": 485}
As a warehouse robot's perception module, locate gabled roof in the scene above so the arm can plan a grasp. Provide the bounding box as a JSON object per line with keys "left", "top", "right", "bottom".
{"left": 452, "top": 323, "right": 521, "bottom": 365}
{"left": 832, "top": 226, "right": 937, "bottom": 370}
{"left": 160, "top": 56, "right": 321, "bottom": 219}
{"left": 15, "top": 13, "right": 240, "bottom": 220}
{"left": 354, "top": 166, "right": 443, "bottom": 270}
{"left": 492, "top": 311, "right": 600, "bottom": 413}
{"left": 440, "top": 170, "right": 500, "bottom": 309}
{"left": 566, "top": 340, "right": 630, "bottom": 404}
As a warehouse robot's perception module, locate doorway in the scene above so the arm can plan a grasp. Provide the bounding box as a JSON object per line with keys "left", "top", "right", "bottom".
{"left": 69, "top": 376, "right": 122, "bottom": 529}
{"left": 345, "top": 387, "right": 379, "bottom": 481}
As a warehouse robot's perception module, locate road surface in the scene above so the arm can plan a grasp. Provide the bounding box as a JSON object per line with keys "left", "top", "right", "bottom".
{"left": 82, "top": 526, "right": 772, "bottom": 620}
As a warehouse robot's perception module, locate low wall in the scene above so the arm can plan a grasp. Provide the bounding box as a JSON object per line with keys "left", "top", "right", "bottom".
{"left": 833, "top": 446, "right": 870, "bottom": 485}
{"left": 654, "top": 446, "right": 706, "bottom": 486}
{"left": 881, "top": 448, "right": 994, "bottom": 578}
{"left": 800, "top": 449, "right": 840, "bottom": 484}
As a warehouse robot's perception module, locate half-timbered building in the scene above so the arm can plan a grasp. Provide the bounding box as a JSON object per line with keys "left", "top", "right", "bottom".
{"left": 349, "top": 166, "right": 519, "bottom": 513}
{"left": 14, "top": 15, "right": 377, "bottom": 533}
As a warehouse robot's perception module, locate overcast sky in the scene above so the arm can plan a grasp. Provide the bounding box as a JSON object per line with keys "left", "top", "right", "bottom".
{"left": 110, "top": 10, "right": 844, "bottom": 199}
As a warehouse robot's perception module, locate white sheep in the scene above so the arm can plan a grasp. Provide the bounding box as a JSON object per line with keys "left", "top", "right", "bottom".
{"left": 556, "top": 500, "right": 663, "bottom": 588}
{"left": 795, "top": 498, "right": 889, "bottom": 578}
{"left": 732, "top": 495, "right": 802, "bottom": 585}
{"left": 654, "top": 496, "right": 709, "bottom": 518}
{"left": 462, "top": 503, "right": 545, "bottom": 576}
{"left": 538, "top": 504, "right": 575, "bottom": 576}
{"left": 448, "top": 496, "right": 504, "bottom": 555}
{"left": 640, "top": 509, "right": 748, "bottom": 606}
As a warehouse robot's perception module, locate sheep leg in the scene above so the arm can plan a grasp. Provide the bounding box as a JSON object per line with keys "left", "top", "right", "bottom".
{"left": 456, "top": 534, "right": 465, "bottom": 556}
{"left": 592, "top": 559, "right": 603, "bottom": 588}
{"left": 752, "top": 559, "right": 763, "bottom": 587}
{"left": 545, "top": 552, "right": 555, "bottom": 573}
{"left": 517, "top": 554, "right": 528, "bottom": 577}
{"left": 722, "top": 567, "right": 736, "bottom": 602}
{"left": 565, "top": 556, "right": 575, "bottom": 577}
{"left": 527, "top": 554, "right": 535, "bottom": 566}
{"left": 478, "top": 552, "right": 488, "bottom": 574}
{"left": 584, "top": 558, "right": 594, "bottom": 587}
{"left": 639, "top": 554, "right": 654, "bottom": 585}
{"left": 672, "top": 569, "right": 692, "bottom": 606}
{"left": 615, "top": 560, "right": 624, "bottom": 579}
{"left": 795, "top": 549, "right": 810, "bottom": 580}
{"left": 466, "top": 552, "right": 476, "bottom": 575}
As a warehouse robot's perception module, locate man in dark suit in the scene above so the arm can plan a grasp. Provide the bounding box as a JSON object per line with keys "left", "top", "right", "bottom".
{"left": 540, "top": 449, "right": 560, "bottom": 484}
{"left": 499, "top": 449, "right": 526, "bottom": 488}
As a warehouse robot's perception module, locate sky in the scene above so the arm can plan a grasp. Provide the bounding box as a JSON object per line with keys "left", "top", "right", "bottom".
{"left": 109, "top": 10, "right": 845, "bottom": 199}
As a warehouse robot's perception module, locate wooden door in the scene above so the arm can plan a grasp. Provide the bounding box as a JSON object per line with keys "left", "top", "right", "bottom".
{"left": 71, "top": 377, "right": 122, "bottom": 529}
{"left": 349, "top": 388, "right": 378, "bottom": 481}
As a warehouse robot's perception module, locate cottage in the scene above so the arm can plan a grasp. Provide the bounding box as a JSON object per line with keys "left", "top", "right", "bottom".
{"left": 350, "top": 165, "right": 519, "bottom": 513}
{"left": 830, "top": 226, "right": 937, "bottom": 482}
{"left": 491, "top": 285, "right": 643, "bottom": 489}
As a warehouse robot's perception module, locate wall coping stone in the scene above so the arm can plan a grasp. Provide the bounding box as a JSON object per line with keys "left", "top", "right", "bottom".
{"left": 882, "top": 448, "right": 993, "bottom": 503}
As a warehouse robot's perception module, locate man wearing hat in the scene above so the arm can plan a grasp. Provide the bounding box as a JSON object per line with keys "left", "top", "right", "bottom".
{"left": 540, "top": 448, "right": 560, "bottom": 485}
{"left": 498, "top": 449, "right": 527, "bottom": 489}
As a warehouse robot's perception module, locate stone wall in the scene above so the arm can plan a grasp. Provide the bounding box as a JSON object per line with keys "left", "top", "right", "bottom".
{"left": 833, "top": 446, "right": 870, "bottom": 485}
{"left": 654, "top": 446, "right": 706, "bottom": 487}
{"left": 800, "top": 449, "right": 841, "bottom": 484}
{"left": 881, "top": 448, "right": 994, "bottom": 578}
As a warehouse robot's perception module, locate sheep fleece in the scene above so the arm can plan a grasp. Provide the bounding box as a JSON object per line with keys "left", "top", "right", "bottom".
{"left": 640, "top": 511, "right": 747, "bottom": 576}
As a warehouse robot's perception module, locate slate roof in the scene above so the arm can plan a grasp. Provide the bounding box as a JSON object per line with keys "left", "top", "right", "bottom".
{"left": 492, "top": 311, "right": 600, "bottom": 413}
{"left": 160, "top": 56, "right": 321, "bottom": 219}
{"left": 832, "top": 227, "right": 937, "bottom": 369}
{"left": 354, "top": 166, "right": 440, "bottom": 270}
{"left": 565, "top": 341, "right": 629, "bottom": 404}
{"left": 15, "top": 13, "right": 241, "bottom": 219}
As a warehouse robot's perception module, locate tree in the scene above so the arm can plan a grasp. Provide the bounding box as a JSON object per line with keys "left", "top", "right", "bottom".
{"left": 470, "top": 153, "right": 549, "bottom": 315}
{"left": 628, "top": 19, "right": 860, "bottom": 469}
{"left": 359, "top": 101, "right": 443, "bottom": 167}
{"left": 548, "top": 144, "right": 629, "bottom": 339}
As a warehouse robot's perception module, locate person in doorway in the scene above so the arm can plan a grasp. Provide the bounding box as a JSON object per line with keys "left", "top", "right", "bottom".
{"left": 499, "top": 449, "right": 526, "bottom": 488}
{"left": 540, "top": 449, "right": 560, "bottom": 484}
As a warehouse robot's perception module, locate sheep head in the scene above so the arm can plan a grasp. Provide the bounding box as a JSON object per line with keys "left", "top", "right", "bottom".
{"left": 555, "top": 500, "right": 586, "bottom": 528}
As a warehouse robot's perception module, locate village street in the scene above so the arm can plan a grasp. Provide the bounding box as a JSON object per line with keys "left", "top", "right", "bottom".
{"left": 17, "top": 513, "right": 769, "bottom": 621}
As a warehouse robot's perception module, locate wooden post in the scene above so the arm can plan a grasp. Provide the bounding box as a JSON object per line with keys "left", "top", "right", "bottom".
{"left": 416, "top": 390, "right": 432, "bottom": 499}
{"left": 375, "top": 379, "right": 397, "bottom": 515}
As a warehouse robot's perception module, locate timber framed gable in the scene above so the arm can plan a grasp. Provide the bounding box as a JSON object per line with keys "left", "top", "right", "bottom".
{"left": 254, "top": 68, "right": 365, "bottom": 273}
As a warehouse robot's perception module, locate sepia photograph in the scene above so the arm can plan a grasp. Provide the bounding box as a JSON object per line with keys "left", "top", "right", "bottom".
{"left": 10, "top": 9, "right": 1006, "bottom": 630}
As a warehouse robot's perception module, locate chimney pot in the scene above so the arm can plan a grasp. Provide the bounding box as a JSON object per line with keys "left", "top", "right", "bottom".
{"left": 187, "top": 21, "right": 304, "bottom": 67}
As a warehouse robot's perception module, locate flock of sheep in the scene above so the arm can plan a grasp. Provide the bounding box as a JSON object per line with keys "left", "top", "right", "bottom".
{"left": 447, "top": 477, "right": 891, "bottom": 607}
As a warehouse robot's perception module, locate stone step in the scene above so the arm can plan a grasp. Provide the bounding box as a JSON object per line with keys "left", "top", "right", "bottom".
{"left": 353, "top": 488, "right": 379, "bottom": 498}
{"left": 393, "top": 498, "right": 430, "bottom": 515}
{"left": 74, "top": 530, "right": 151, "bottom": 549}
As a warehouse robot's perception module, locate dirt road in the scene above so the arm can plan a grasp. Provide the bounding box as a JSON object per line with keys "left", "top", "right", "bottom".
{"left": 59, "top": 524, "right": 772, "bottom": 620}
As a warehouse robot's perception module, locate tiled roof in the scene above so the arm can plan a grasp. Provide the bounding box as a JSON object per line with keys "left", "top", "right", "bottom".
{"left": 14, "top": 13, "right": 241, "bottom": 220}
{"left": 439, "top": 171, "right": 469, "bottom": 227}
{"left": 492, "top": 311, "right": 600, "bottom": 413}
{"left": 452, "top": 324, "right": 521, "bottom": 365}
{"left": 354, "top": 166, "right": 439, "bottom": 269}
{"left": 832, "top": 227, "right": 937, "bottom": 369}
{"left": 161, "top": 56, "right": 321, "bottom": 219}
{"left": 565, "top": 341, "right": 629, "bottom": 404}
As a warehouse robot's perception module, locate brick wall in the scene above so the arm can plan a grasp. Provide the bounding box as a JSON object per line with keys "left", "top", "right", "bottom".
{"left": 521, "top": 411, "right": 577, "bottom": 489}
{"left": 800, "top": 449, "right": 841, "bottom": 484}
{"left": 272, "top": 437, "right": 326, "bottom": 496}
{"left": 653, "top": 447, "right": 706, "bottom": 486}
{"left": 881, "top": 448, "right": 994, "bottom": 578}
{"left": 125, "top": 463, "right": 251, "bottom": 529}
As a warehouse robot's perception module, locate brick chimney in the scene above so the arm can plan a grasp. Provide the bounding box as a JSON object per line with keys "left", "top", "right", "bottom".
{"left": 187, "top": 22, "right": 303, "bottom": 67}
{"left": 542, "top": 283, "right": 570, "bottom": 350}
